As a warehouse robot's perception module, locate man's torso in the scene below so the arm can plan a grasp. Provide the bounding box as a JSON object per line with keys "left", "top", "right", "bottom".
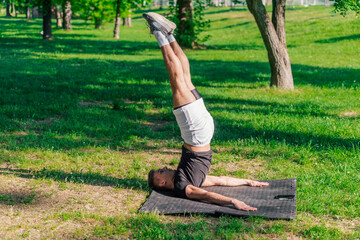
{"left": 173, "top": 145, "right": 212, "bottom": 198}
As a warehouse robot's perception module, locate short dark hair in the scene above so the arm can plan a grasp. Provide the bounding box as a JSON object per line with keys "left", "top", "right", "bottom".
{"left": 148, "top": 169, "right": 170, "bottom": 191}
{"left": 148, "top": 169, "right": 155, "bottom": 189}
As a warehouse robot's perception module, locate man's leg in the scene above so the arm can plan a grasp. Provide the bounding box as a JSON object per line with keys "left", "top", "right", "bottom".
{"left": 167, "top": 36, "right": 196, "bottom": 92}
{"left": 143, "top": 13, "right": 197, "bottom": 108}
{"left": 155, "top": 32, "right": 196, "bottom": 108}
{"left": 144, "top": 13, "right": 210, "bottom": 151}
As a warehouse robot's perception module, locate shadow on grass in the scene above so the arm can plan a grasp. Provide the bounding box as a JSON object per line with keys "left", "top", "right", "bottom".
{"left": 0, "top": 37, "right": 158, "bottom": 56}
{"left": 315, "top": 34, "right": 360, "bottom": 44}
{"left": 1, "top": 17, "right": 359, "bottom": 154}
{"left": 0, "top": 54, "right": 359, "bottom": 152}
{"left": 206, "top": 96, "right": 336, "bottom": 119}
{"left": 0, "top": 168, "right": 148, "bottom": 191}
{"left": 0, "top": 189, "right": 37, "bottom": 206}
{"left": 214, "top": 116, "right": 360, "bottom": 152}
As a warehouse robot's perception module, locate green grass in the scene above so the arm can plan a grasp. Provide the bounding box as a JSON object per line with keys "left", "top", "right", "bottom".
{"left": 1, "top": 5, "right": 360, "bottom": 239}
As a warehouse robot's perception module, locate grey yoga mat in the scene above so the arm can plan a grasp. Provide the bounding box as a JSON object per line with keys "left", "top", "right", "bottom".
{"left": 139, "top": 179, "right": 296, "bottom": 220}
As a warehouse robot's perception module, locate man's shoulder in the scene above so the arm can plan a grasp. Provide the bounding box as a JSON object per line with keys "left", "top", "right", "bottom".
{"left": 173, "top": 172, "right": 190, "bottom": 198}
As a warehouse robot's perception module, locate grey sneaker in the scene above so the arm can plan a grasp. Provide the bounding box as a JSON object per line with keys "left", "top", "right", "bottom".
{"left": 143, "top": 12, "right": 176, "bottom": 35}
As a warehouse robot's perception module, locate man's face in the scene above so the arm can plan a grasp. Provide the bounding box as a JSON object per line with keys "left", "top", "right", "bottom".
{"left": 153, "top": 167, "right": 172, "bottom": 188}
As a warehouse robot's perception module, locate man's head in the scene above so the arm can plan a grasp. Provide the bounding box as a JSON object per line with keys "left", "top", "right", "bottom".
{"left": 148, "top": 167, "right": 175, "bottom": 190}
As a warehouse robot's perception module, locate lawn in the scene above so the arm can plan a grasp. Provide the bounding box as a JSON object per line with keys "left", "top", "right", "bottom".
{"left": 0, "top": 5, "right": 359, "bottom": 239}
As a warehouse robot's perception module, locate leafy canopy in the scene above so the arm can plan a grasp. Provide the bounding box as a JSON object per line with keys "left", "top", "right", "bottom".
{"left": 334, "top": 0, "right": 360, "bottom": 16}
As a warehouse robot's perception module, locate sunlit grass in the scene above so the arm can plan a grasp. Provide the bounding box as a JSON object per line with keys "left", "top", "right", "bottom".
{"left": 0, "top": 6, "right": 359, "bottom": 239}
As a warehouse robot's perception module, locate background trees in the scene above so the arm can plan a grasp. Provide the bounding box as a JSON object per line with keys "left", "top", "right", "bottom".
{"left": 114, "top": 0, "right": 121, "bottom": 38}
{"left": 170, "top": 0, "right": 210, "bottom": 48}
{"left": 246, "top": 0, "right": 294, "bottom": 89}
{"left": 75, "top": 0, "right": 114, "bottom": 29}
{"left": 2, "top": 0, "right": 293, "bottom": 89}
{"left": 42, "top": 0, "right": 52, "bottom": 39}
{"left": 62, "top": 0, "right": 72, "bottom": 30}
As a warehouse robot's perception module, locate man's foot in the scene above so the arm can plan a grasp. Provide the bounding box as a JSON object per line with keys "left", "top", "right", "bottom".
{"left": 143, "top": 12, "right": 176, "bottom": 35}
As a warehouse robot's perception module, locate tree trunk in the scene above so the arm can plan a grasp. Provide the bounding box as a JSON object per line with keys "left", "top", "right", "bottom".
{"left": 56, "top": 5, "right": 63, "bottom": 28}
{"left": 113, "top": 0, "right": 121, "bottom": 39}
{"left": 272, "top": 0, "right": 286, "bottom": 46}
{"left": 246, "top": 0, "right": 294, "bottom": 89}
{"left": 11, "top": 2, "right": 16, "bottom": 17}
{"left": 26, "top": 7, "right": 32, "bottom": 19}
{"left": 63, "top": 1, "right": 72, "bottom": 30}
{"left": 122, "top": 17, "right": 132, "bottom": 26}
{"left": 26, "top": 0, "right": 33, "bottom": 20}
{"left": 6, "top": 0, "right": 11, "bottom": 17}
{"left": 32, "top": 7, "right": 39, "bottom": 18}
{"left": 95, "top": 18, "right": 103, "bottom": 29}
{"left": 42, "top": 0, "right": 53, "bottom": 40}
{"left": 177, "top": 0, "right": 194, "bottom": 47}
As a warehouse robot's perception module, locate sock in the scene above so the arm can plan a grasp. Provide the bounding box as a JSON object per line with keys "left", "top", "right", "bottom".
{"left": 154, "top": 31, "right": 169, "bottom": 48}
{"left": 167, "top": 34, "right": 176, "bottom": 43}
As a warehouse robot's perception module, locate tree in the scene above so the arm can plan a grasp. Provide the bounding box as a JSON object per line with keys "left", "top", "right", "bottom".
{"left": 62, "top": 1, "right": 72, "bottom": 30}
{"left": 113, "top": 0, "right": 121, "bottom": 38}
{"left": 6, "top": 0, "right": 12, "bottom": 16}
{"left": 177, "top": 0, "right": 193, "bottom": 46}
{"left": 26, "top": 0, "right": 33, "bottom": 19}
{"left": 42, "top": 0, "right": 53, "bottom": 39}
{"left": 246, "top": 0, "right": 294, "bottom": 89}
{"left": 55, "top": 4, "right": 63, "bottom": 27}
{"left": 113, "top": 0, "right": 148, "bottom": 38}
{"left": 122, "top": 15, "right": 131, "bottom": 26}
{"left": 334, "top": 0, "right": 360, "bottom": 16}
{"left": 76, "top": 0, "right": 114, "bottom": 29}
{"left": 170, "top": 0, "right": 210, "bottom": 48}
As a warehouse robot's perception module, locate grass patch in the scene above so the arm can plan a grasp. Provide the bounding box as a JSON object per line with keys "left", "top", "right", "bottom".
{"left": 0, "top": 5, "right": 359, "bottom": 239}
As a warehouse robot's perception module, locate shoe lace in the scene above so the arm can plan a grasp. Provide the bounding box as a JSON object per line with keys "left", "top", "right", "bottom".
{"left": 145, "top": 22, "right": 152, "bottom": 37}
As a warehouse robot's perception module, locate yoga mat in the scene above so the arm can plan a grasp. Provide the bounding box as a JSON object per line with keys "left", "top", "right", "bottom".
{"left": 139, "top": 179, "right": 296, "bottom": 220}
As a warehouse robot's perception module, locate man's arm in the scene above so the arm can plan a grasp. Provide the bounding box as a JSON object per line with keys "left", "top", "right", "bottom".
{"left": 185, "top": 185, "right": 257, "bottom": 211}
{"left": 202, "top": 175, "right": 269, "bottom": 187}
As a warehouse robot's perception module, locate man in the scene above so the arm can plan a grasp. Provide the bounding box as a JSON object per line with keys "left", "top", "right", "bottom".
{"left": 143, "top": 13, "right": 269, "bottom": 211}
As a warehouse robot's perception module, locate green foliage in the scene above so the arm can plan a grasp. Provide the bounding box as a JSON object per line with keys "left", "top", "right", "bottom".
{"left": 168, "top": 0, "right": 211, "bottom": 48}
{"left": 74, "top": 0, "right": 148, "bottom": 27}
{"left": 1, "top": 0, "right": 32, "bottom": 15}
{"left": 334, "top": 0, "right": 360, "bottom": 16}
{"left": 193, "top": 0, "right": 211, "bottom": 44}
{"left": 75, "top": 0, "right": 115, "bottom": 27}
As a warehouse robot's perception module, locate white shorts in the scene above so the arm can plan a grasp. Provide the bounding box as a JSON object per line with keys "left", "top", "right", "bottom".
{"left": 173, "top": 98, "right": 214, "bottom": 147}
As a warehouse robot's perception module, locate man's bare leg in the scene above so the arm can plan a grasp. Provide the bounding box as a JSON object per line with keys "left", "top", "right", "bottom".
{"left": 160, "top": 44, "right": 196, "bottom": 108}
{"left": 148, "top": 25, "right": 208, "bottom": 151}
{"left": 168, "top": 40, "right": 196, "bottom": 91}
{"left": 164, "top": 37, "right": 210, "bottom": 152}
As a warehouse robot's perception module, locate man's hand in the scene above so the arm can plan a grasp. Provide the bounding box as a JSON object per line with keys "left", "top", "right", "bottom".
{"left": 247, "top": 180, "right": 269, "bottom": 187}
{"left": 231, "top": 199, "right": 257, "bottom": 211}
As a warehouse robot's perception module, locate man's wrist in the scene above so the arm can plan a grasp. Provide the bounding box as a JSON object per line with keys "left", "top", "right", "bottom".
{"left": 230, "top": 198, "right": 238, "bottom": 205}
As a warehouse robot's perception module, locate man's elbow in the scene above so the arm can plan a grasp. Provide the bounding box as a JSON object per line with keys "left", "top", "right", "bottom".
{"left": 186, "top": 186, "right": 208, "bottom": 201}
